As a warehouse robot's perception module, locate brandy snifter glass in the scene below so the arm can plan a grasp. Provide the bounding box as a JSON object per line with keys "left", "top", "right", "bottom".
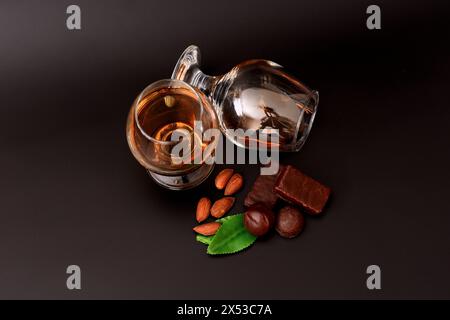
{"left": 126, "top": 79, "right": 218, "bottom": 190}
{"left": 172, "top": 45, "right": 319, "bottom": 152}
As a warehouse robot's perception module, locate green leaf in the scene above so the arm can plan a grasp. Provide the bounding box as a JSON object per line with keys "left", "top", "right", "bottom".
{"left": 196, "top": 234, "right": 213, "bottom": 245}
{"left": 215, "top": 214, "right": 238, "bottom": 224}
{"left": 207, "top": 214, "right": 257, "bottom": 255}
{"left": 195, "top": 215, "right": 239, "bottom": 246}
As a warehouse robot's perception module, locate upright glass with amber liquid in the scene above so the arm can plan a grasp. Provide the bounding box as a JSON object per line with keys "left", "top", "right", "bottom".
{"left": 126, "top": 79, "right": 218, "bottom": 190}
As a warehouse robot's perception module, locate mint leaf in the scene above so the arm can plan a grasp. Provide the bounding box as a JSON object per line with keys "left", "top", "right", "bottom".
{"left": 196, "top": 234, "right": 213, "bottom": 245}
{"left": 207, "top": 214, "right": 257, "bottom": 255}
{"left": 215, "top": 214, "right": 238, "bottom": 224}
{"left": 195, "top": 215, "right": 239, "bottom": 246}
{"left": 196, "top": 215, "right": 239, "bottom": 246}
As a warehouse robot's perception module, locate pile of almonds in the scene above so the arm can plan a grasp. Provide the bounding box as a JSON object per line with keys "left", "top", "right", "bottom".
{"left": 193, "top": 169, "right": 244, "bottom": 236}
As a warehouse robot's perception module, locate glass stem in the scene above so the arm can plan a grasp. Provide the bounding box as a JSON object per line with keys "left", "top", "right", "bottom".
{"left": 172, "top": 45, "right": 224, "bottom": 106}
{"left": 191, "top": 69, "right": 218, "bottom": 99}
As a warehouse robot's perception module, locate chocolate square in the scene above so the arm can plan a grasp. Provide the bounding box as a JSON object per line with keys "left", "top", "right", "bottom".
{"left": 244, "top": 166, "right": 285, "bottom": 209}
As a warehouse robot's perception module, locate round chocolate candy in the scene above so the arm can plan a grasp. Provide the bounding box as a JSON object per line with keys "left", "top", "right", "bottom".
{"left": 275, "top": 206, "right": 305, "bottom": 238}
{"left": 244, "top": 203, "right": 275, "bottom": 237}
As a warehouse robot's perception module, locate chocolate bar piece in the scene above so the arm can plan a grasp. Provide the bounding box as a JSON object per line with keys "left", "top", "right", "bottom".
{"left": 274, "top": 165, "right": 330, "bottom": 215}
{"left": 244, "top": 166, "right": 285, "bottom": 209}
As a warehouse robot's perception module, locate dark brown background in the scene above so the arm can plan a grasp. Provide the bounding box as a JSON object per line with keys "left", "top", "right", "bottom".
{"left": 1, "top": 0, "right": 449, "bottom": 299}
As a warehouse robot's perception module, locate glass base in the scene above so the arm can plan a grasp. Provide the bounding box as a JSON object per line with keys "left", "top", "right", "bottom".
{"left": 147, "top": 164, "right": 215, "bottom": 190}
{"left": 171, "top": 45, "right": 201, "bottom": 83}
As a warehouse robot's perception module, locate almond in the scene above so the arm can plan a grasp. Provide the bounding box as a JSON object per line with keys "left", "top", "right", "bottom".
{"left": 196, "top": 197, "right": 211, "bottom": 223}
{"left": 224, "top": 173, "right": 244, "bottom": 196}
{"left": 193, "top": 222, "right": 221, "bottom": 236}
{"left": 210, "top": 197, "right": 235, "bottom": 218}
{"left": 215, "top": 168, "right": 234, "bottom": 190}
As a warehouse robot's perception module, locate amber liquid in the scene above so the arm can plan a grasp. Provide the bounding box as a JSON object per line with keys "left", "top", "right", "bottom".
{"left": 129, "top": 87, "right": 205, "bottom": 173}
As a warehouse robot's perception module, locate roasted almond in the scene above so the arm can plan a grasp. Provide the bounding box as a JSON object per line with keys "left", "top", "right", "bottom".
{"left": 193, "top": 222, "right": 221, "bottom": 236}
{"left": 224, "top": 173, "right": 244, "bottom": 196}
{"left": 196, "top": 197, "right": 211, "bottom": 223}
{"left": 210, "top": 197, "right": 235, "bottom": 218}
{"left": 215, "top": 168, "right": 234, "bottom": 190}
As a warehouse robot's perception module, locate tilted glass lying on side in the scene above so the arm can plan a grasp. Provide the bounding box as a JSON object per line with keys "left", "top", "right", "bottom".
{"left": 172, "top": 45, "right": 319, "bottom": 152}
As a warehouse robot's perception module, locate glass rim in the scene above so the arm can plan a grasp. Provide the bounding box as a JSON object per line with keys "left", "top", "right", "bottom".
{"left": 291, "top": 90, "right": 319, "bottom": 151}
{"left": 134, "top": 79, "right": 205, "bottom": 146}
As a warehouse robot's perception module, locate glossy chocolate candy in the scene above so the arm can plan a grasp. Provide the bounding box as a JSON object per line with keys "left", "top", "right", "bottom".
{"left": 275, "top": 206, "right": 305, "bottom": 238}
{"left": 244, "top": 204, "right": 275, "bottom": 237}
